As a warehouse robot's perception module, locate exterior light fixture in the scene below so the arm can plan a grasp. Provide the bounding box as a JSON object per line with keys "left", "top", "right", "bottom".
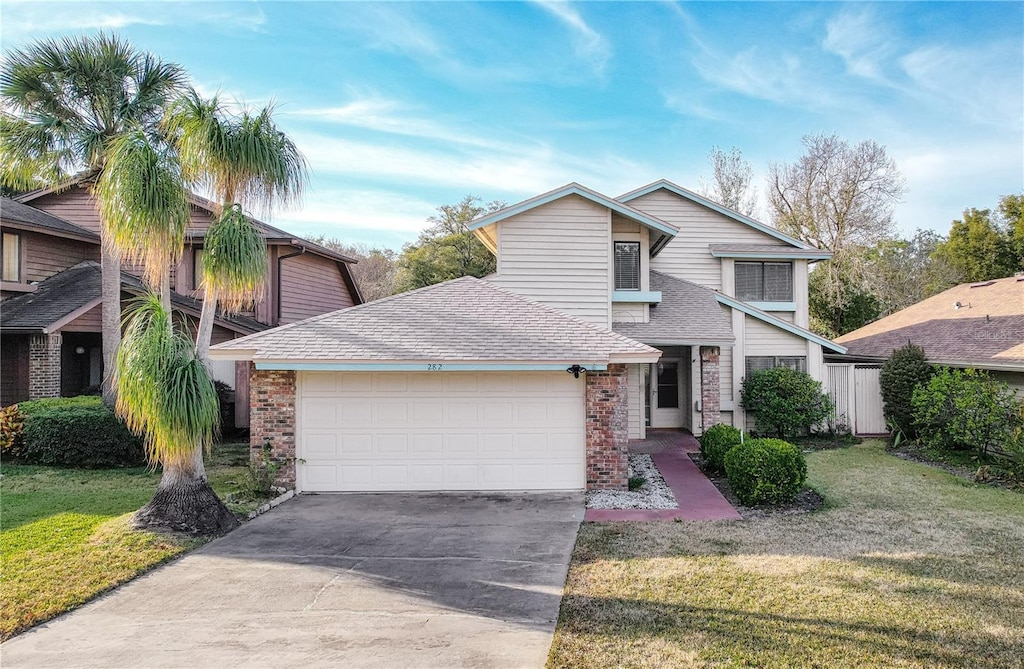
{"left": 75, "top": 346, "right": 86, "bottom": 355}
{"left": 566, "top": 364, "right": 587, "bottom": 378}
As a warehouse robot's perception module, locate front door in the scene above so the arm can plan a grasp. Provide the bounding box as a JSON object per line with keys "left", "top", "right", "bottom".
{"left": 651, "top": 359, "right": 683, "bottom": 428}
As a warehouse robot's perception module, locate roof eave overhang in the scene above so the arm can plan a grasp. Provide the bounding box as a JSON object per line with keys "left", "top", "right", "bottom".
{"left": 622, "top": 337, "right": 735, "bottom": 349}
{"left": 0, "top": 220, "right": 100, "bottom": 244}
{"left": 467, "top": 183, "right": 679, "bottom": 246}
{"left": 716, "top": 293, "right": 848, "bottom": 354}
{"left": 618, "top": 180, "right": 812, "bottom": 249}
{"left": 242, "top": 359, "right": 615, "bottom": 372}
{"left": 710, "top": 249, "right": 832, "bottom": 260}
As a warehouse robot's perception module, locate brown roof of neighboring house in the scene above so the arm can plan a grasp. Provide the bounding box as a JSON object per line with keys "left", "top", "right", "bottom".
{"left": 0, "top": 197, "right": 99, "bottom": 242}
{"left": 836, "top": 275, "right": 1024, "bottom": 367}
{"left": 211, "top": 276, "right": 661, "bottom": 365}
{"left": 0, "top": 261, "right": 268, "bottom": 335}
{"left": 613, "top": 271, "right": 735, "bottom": 347}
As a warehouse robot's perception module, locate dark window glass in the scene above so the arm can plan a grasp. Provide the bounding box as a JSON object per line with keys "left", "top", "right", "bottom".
{"left": 656, "top": 361, "right": 679, "bottom": 408}
{"left": 735, "top": 261, "right": 793, "bottom": 302}
{"left": 614, "top": 242, "right": 641, "bottom": 290}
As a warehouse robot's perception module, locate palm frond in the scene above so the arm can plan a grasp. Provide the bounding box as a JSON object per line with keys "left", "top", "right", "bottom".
{"left": 116, "top": 294, "right": 220, "bottom": 471}
{"left": 202, "top": 204, "right": 267, "bottom": 312}
{"left": 95, "top": 126, "right": 189, "bottom": 285}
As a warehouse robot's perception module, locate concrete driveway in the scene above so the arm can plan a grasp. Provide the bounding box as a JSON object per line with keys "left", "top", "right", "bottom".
{"left": 2, "top": 492, "right": 584, "bottom": 669}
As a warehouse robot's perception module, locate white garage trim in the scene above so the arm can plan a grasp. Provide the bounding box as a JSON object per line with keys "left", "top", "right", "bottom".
{"left": 296, "top": 371, "right": 587, "bottom": 493}
{"left": 259, "top": 362, "right": 608, "bottom": 372}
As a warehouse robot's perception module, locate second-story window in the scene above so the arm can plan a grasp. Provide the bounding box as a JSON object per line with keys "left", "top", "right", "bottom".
{"left": 192, "top": 248, "right": 204, "bottom": 290}
{"left": 735, "top": 261, "right": 792, "bottom": 302}
{"left": 2, "top": 232, "right": 21, "bottom": 282}
{"left": 614, "top": 241, "right": 641, "bottom": 291}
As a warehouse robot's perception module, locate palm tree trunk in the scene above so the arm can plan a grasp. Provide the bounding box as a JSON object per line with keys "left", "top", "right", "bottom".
{"left": 131, "top": 448, "right": 239, "bottom": 536}
{"left": 100, "top": 245, "right": 121, "bottom": 407}
{"left": 195, "top": 283, "right": 217, "bottom": 362}
{"left": 160, "top": 267, "right": 172, "bottom": 313}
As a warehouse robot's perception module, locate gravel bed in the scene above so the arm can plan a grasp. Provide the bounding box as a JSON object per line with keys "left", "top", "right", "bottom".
{"left": 586, "top": 454, "right": 678, "bottom": 509}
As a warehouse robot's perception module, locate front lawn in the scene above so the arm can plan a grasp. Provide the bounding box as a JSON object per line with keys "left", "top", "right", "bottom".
{"left": 549, "top": 440, "right": 1024, "bottom": 668}
{"left": 0, "top": 442, "right": 256, "bottom": 640}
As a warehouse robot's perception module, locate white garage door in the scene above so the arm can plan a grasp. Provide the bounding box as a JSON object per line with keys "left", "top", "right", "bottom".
{"left": 297, "top": 371, "right": 586, "bottom": 492}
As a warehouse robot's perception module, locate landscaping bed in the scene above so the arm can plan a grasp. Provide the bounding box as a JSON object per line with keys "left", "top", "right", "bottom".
{"left": 0, "top": 441, "right": 264, "bottom": 640}
{"left": 690, "top": 451, "right": 825, "bottom": 518}
{"left": 888, "top": 441, "right": 1022, "bottom": 493}
{"left": 586, "top": 454, "right": 677, "bottom": 510}
{"left": 550, "top": 440, "right": 1024, "bottom": 668}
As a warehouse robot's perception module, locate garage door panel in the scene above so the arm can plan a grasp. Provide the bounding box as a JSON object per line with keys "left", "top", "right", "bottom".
{"left": 298, "top": 371, "right": 585, "bottom": 491}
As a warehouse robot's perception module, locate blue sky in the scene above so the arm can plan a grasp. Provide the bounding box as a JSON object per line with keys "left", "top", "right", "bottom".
{"left": 4, "top": 1, "right": 1022, "bottom": 250}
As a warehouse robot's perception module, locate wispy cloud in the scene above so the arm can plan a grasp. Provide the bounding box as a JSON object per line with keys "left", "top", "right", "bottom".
{"left": 822, "top": 7, "right": 894, "bottom": 84}
{"left": 1, "top": 1, "right": 267, "bottom": 38}
{"left": 531, "top": 1, "right": 611, "bottom": 74}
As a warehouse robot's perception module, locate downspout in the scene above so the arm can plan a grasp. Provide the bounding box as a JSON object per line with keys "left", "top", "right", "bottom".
{"left": 276, "top": 246, "right": 307, "bottom": 324}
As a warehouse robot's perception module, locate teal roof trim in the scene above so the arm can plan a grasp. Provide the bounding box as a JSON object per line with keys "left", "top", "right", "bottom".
{"left": 618, "top": 180, "right": 811, "bottom": 249}
{"left": 715, "top": 293, "right": 848, "bottom": 354}
{"left": 468, "top": 183, "right": 679, "bottom": 239}
{"left": 710, "top": 249, "right": 832, "bottom": 260}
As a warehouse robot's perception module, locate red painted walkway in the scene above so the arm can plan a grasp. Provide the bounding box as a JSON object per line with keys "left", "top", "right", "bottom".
{"left": 585, "top": 431, "right": 742, "bottom": 522}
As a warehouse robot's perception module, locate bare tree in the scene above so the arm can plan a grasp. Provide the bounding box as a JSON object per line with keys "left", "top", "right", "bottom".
{"left": 699, "top": 146, "right": 758, "bottom": 217}
{"left": 310, "top": 238, "right": 398, "bottom": 302}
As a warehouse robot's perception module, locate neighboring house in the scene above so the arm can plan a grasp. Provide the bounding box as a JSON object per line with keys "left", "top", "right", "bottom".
{"left": 211, "top": 179, "right": 845, "bottom": 493}
{"left": 828, "top": 275, "right": 1024, "bottom": 433}
{"left": 0, "top": 182, "right": 363, "bottom": 428}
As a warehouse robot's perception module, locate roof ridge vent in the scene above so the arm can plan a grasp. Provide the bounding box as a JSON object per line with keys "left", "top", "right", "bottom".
{"left": 969, "top": 280, "right": 996, "bottom": 288}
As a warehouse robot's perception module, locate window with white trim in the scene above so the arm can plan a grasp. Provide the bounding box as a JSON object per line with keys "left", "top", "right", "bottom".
{"left": 614, "top": 241, "right": 640, "bottom": 291}
{"left": 2, "top": 232, "right": 21, "bottom": 282}
{"left": 735, "top": 261, "right": 793, "bottom": 302}
{"left": 745, "top": 356, "right": 806, "bottom": 376}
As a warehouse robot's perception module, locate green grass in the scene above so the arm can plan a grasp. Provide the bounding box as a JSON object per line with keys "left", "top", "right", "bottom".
{"left": 549, "top": 440, "right": 1024, "bottom": 669}
{"left": 0, "top": 441, "right": 259, "bottom": 640}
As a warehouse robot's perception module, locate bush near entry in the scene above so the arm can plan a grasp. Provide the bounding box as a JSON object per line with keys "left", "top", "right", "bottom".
{"left": 880, "top": 343, "right": 933, "bottom": 438}
{"left": 740, "top": 367, "right": 833, "bottom": 439}
{"left": 724, "top": 438, "right": 808, "bottom": 506}
{"left": 699, "top": 423, "right": 743, "bottom": 475}
{"left": 912, "top": 367, "right": 1023, "bottom": 461}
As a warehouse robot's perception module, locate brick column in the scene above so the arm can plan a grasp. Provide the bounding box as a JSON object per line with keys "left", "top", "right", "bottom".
{"left": 700, "top": 346, "right": 721, "bottom": 433}
{"left": 585, "top": 363, "right": 629, "bottom": 491}
{"left": 28, "top": 333, "right": 62, "bottom": 400}
{"left": 249, "top": 365, "right": 297, "bottom": 489}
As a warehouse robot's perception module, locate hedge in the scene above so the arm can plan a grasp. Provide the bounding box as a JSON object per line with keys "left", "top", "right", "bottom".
{"left": 724, "top": 438, "right": 807, "bottom": 506}
{"left": 21, "top": 402, "right": 145, "bottom": 468}
{"left": 699, "top": 423, "right": 743, "bottom": 475}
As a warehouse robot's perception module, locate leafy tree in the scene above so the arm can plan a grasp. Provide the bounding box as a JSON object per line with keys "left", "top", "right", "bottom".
{"left": 859, "top": 229, "right": 959, "bottom": 316}
{"left": 699, "top": 146, "right": 758, "bottom": 217}
{"left": 808, "top": 260, "right": 879, "bottom": 338}
{"left": 931, "top": 207, "right": 1018, "bottom": 285}
{"left": 768, "top": 133, "right": 905, "bottom": 336}
{"left": 880, "top": 343, "right": 933, "bottom": 439}
{"left": 1000, "top": 193, "right": 1024, "bottom": 266}
{"left": 165, "top": 91, "right": 307, "bottom": 362}
{"left": 0, "top": 34, "right": 187, "bottom": 404}
{"left": 308, "top": 238, "right": 398, "bottom": 301}
{"left": 740, "top": 367, "right": 833, "bottom": 439}
{"left": 395, "top": 195, "right": 504, "bottom": 292}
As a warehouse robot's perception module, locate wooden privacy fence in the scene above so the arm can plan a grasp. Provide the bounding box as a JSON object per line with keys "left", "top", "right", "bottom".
{"left": 824, "top": 363, "right": 889, "bottom": 436}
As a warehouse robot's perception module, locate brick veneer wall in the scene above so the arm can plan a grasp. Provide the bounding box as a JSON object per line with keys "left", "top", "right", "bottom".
{"left": 28, "top": 333, "right": 62, "bottom": 400}
{"left": 700, "top": 346, "right": 721, "bottom": 432}
{"left": 585, "top": 363, "right": 629, "bottom": 490}
{"left": 249, "top": 366, "right": 297, "bottom": 489}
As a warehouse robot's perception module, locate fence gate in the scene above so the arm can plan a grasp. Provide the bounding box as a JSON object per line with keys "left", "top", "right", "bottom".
{"left": 853, "top": 366, "right": 887, "bottom": 434}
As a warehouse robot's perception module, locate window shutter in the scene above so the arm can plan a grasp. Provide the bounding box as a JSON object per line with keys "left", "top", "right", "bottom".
{"left": 763, "top": 262, "right": 793, "bottom": 301}
{"left": 614, "top": 242, "right": 640, "bottom": 290}
{"left": 735, "top": 262, "right": 762, "bottom": 301}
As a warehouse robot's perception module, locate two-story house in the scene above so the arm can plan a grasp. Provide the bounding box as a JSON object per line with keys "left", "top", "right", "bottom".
{"left": 0, "top": 180, "right": 363, "bottom": 427}
{"left": 210, "top": 179, "right": 846, "bottom": 493}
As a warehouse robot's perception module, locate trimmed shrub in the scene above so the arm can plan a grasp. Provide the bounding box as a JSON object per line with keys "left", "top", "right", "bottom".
{"left": 912, "top": 367, "right": 1023, "bottom": 457}
{"left": 22, "top": 404, "right": 144, "bottom": 468}
{"left": 724, "top": 438, "right": 807, "bottom": 506}
{"left": 740, "top": 367, "right": 833, "bottom": 439}
{"left": 880, "top": 343, "right": 933, "bottom": 438}
{"left": 1, "top": 404, "right": 26, "bottom": 459}
{"left": 699, "top": 423, "right": 743, "bottom": 475}
{"left": 18, "top": 395, "right": 104, "bottom": 417}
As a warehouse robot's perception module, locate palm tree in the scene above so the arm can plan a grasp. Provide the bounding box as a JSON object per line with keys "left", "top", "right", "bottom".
{"left": 164, "top": 92, "right": 307, "bottom": 361}
{"left": 0, "top": 33, "right": 186, "bottom": 405}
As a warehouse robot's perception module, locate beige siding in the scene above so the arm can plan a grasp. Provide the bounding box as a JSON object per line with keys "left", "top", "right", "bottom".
{"left": 626, "top": 363, "right": 646, "bottom": 439}
{"left": 21, "top": 230, "right": 98, "bottom": 282}
{"left": 744, "top": 316, "right": 809, "bottom": 357}
{"left": 719, "top": 344, "right": 734, "bottom": 406}
{"left": 279, "top": 253, "right": 355, "bottom": 324}
{"left": 630, "top": 190, "right": 789, "bottom": 289}
{"left": 490, "top": 195, "right": 611, "bottom": 328}
{"left": 612, "top": 303, "right": 646, "bottom": 323}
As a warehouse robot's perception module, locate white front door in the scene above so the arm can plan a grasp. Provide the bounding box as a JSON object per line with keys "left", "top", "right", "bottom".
{"left": 650, "top": 359, "right": 683, "bottom": 428}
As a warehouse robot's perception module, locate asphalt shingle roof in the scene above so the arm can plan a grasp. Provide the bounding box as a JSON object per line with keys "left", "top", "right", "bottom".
{"left": 836, "top": 275, "right": 1024, "bottom": 365}
{"left": 613, "top": 271, "right": 735, "bottom": 346}
{"left": 0, "top": 261, "right": 268, "bottom": 334}
{"left": 0, "top": 198, "right": 99, "bottom": 240}
{"left": 212, "top": 276, "right": 660, "bottom": 363}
